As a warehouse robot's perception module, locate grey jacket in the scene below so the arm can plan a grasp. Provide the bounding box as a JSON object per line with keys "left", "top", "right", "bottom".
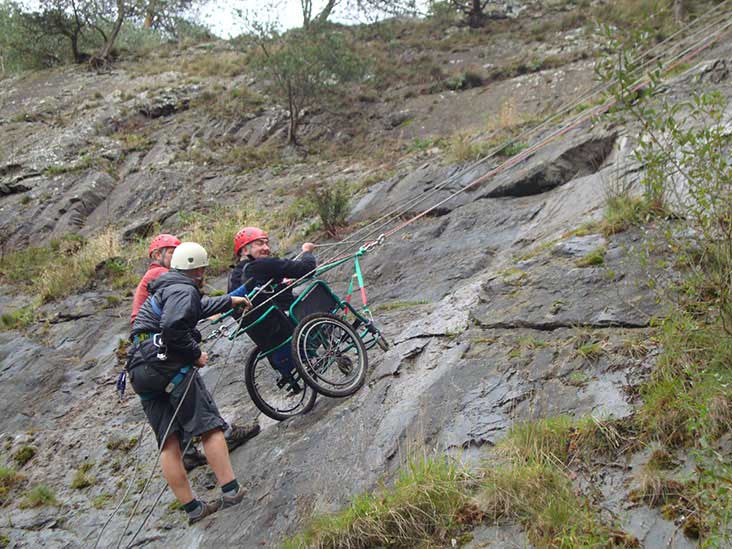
{"left": 131, "top": 270, "right": 232, "bottom": 365}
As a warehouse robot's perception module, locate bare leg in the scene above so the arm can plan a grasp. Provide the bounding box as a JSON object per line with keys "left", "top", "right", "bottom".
{"left": 201, "top": 429, "right": 235, "bottom": 486}
{"left": 160, "top": 434, "right": 194, "bottom": 503}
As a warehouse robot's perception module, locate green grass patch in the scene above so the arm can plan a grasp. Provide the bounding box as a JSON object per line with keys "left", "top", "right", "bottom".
{"left": 478, "top": 461, "right": 634, "bottom": 547}
{"left": 496, "top": 141, "right": 528, "bottom": 157}
{"left": 92, "top": 493, "right": 113, "bottom": 509}
{"left": 283, "top": 456, "right": 478, "bottom": 548}
{"left": 0, "top": 304, "right": 35, "bottom": 330}
{"left": 0, "top": 466, "right": 25, "bottom": 506}
{"left": 507, "top": 335, "right": 547, "bottom": 360}
{"left": 222, "top": 143, "right": 276, "bottom": 171}
{"left": 567, "top": 371, "right": 590, "bottom": 386}
{"left": 446, "top": 133, "right": 494, "bottom": 163}
{"left": 0, "top": 230, "right": 144, "bottom": 303}
{"left": 637, "top": 313, "right": 732, "bottom": 448}
{"left": 563, "top": 221, "right": 601, "bottom": 239}
{"left": 282, "top": 196, "right": 318, "bottom": 227}
{"left": 190, "top": 84, "right": 265, "bottom": 119}
{"left": 576, "top": 341, "right": 604, "bottom": 360}
{"left": 285, "top": 415, "right": 638, "bottom": 547}
{"left": 483, "top": 415, "right": 638, "bottom": 546}
{"left": 600, "top": 194, "right": 663, "bottom": 236}
{"left": 498, "top": 415, "right": 629, "bottom": 467}
{"left": 13, "top": 446, "right": 36, "bottom": 467}
{"left": 407, "top": 136, "right": 445, "bottom": 154}
{"left": 20, "top": 484, "right": 58, "bottom": 508}
{"left": 106, "top": 436, "right": 139, "bottom": 453}
{"left": 71, "top": 462, "right": 95, "bottom": 490}
{"left": 375, "top": 300, "right": 429, "bottom": 312}
{"left": 575, "top": 246, "right": 606, "bottom": 268}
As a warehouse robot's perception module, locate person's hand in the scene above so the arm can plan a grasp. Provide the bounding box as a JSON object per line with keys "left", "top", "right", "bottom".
{"left": 207, "top": 313, "right": 222, "bottom": 322}
{"left": 194, "top": 351, "right": 209, "bottom": 368}
{"left": 301, "top": 242, "right": 315, "bottom": 253}
{"left": 231, "top": 296, "right": 251, "bottom": 310}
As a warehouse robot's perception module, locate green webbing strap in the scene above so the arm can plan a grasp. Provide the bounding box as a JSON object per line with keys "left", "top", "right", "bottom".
{"left": 354, "top": 254, "right": 365, "bottom": 293}
{"left": 346, "top": 272, "right": 355, "bottom": 302}
{"left": 353, "top": 253, "right": 372, "bottom": 315}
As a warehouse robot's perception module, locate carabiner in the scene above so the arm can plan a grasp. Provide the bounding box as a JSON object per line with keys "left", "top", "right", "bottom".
{"left": 362, "top": 234, "right": 386, "bottom": 253}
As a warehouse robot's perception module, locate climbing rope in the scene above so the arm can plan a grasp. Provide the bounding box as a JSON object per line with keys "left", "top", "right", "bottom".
{"left": 317, "top": 0, "right": 732, "bottom": 257}
{"left": 90, "top": 422, "right": 147, "bottom": 549}
{"left": 118, "top": 282, "right": 277, "bottom": 548}
{"left": 89, "top": 319, "right": 236, "bottom": 548}
{"left": 218, "top": 5, "right": 732, "bottom": 325}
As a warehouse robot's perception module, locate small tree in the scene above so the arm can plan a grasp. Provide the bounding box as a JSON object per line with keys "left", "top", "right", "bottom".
{"left": 93, "top": 0, "right": 124, "bottom": 63}
{"left": 300, "top": 0, "right": 418, "bottom": 28}
{"left": 33, "top": 0, "right": 90, "bottom": 62}
{"left": 0, "top": 1, "right": 66, "bottom": 71}
{"left": 450, "top": 0, "right": 490, "bottom": 28}
{"left": 252, "top": 25, "right": 366, "bottom": 144}
{"left": 597, "top": 28, "right": 732, "bottom": 334}
{"left": 310, "top": 182, "right": 351, "bottom": 237}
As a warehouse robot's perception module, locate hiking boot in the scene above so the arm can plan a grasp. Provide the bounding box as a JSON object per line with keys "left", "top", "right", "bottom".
{"left": 182, "top": 445, "right": 207, "bottom": 472}
{"left": 188, "top": 499, "right": 221, "bottom": 525}
{"left": 221, "top": 486, "right": 246, "bottom": 509}
{"left": 225, "top": 422, "right": 261, "bottom": 453}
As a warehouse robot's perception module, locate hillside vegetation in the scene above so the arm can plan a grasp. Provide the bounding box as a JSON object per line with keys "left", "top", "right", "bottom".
{"left": 1, "top": 0, "right": 731, "bottom": 547}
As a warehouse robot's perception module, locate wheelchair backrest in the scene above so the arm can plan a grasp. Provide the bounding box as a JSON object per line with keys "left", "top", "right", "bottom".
{"left": 239, "top": 289, "right": 294, "bottom": 352}
{"left": 290, "top": 280, "right": 341, "bottom": 323}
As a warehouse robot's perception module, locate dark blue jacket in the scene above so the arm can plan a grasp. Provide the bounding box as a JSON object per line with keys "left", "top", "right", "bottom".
{"left": 132, "top": 271, "right": 232, "bottom": 369}
{"left": 228, "top": 252, "right": 316, "bottom": 309}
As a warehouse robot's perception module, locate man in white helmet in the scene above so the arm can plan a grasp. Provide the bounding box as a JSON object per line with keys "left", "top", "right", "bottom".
{"left": 128, "top": 242, "right": 250, "bottom": 525}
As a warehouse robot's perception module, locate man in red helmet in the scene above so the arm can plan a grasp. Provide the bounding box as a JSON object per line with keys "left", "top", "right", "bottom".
{"left": 228, "top": 228, "right": 316, "bottom": 391}
{"left": 228, "top": 227, "right": 316, "bottom": 308}
{"left": 130, "top": 234, "right": 181, "bottom": 325}
{"left": 130, "top": 233, "right": 259, "bottom": 471}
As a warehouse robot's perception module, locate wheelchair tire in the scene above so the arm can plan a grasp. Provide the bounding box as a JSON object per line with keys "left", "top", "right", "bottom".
{"left": 244, "top": 345, "right": 317, "bottom": 422}
{"left": 292, "top": 312, "right": 368, "bottom": 398}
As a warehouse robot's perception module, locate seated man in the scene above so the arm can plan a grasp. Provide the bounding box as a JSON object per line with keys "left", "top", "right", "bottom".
{"left": 228, "top": 227, "right": 316, "bottom": 308}
{"left": 228, "top": 227, "right": 316, "bottom": 388}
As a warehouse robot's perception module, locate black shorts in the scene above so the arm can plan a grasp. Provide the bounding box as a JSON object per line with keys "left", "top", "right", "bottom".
{"left": 132, "top": 365, "right": 228, "bottom": 449}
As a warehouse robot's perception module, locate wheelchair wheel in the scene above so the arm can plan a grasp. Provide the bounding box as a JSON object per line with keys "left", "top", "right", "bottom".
{"left": 244, "top": 346, "right": 317, "bottom": 421}
{"left": 292, "top": 312, "right": 368, "bottom": 398}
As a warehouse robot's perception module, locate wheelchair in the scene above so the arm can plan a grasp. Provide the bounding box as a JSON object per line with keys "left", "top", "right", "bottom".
{"left": 228, "top": 278, "right": 389, "bottom": 421}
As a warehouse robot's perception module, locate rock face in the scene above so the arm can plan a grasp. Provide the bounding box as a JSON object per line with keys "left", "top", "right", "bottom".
{"left": 2, "top": 23, "right": 731, "bottom": 549}
{"left": 0, "top": 127, "right": 684, "bottom": 547}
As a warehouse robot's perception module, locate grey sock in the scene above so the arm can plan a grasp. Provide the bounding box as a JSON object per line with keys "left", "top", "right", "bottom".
{"left": 185, "top": 499, "right": 203, "bottom": 518}
{"left": 221, "top": 479, "right": 239, "bottom": 496}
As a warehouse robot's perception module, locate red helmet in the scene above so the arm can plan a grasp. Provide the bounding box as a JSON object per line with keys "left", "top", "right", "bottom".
{"left": 148, "top": 233, "right": 181, "bottom": 258}
{"left": 234, "top": 227, "right": 268, "bottom": 256}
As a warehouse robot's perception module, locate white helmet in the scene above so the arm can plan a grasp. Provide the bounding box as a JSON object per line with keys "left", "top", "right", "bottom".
{"left": 170, "top": 242, "right": 209, "bottom": 270}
